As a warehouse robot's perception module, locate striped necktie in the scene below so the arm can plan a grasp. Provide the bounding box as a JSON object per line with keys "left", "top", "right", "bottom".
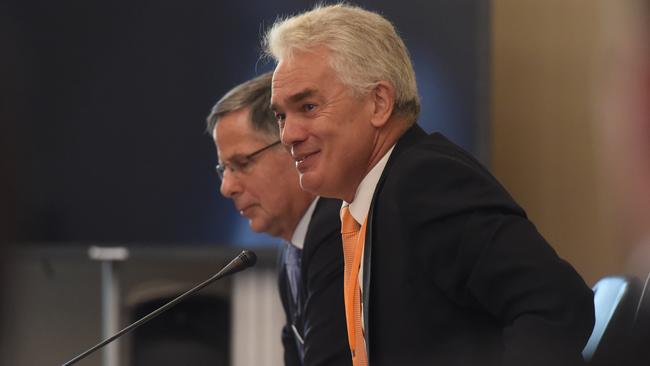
{"left": 340, "top": 205, "right": 368, "bottom": 366}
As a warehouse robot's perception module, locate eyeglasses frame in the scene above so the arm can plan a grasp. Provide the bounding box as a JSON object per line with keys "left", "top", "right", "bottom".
{"left": 216, "top": 140, "right": 282, "bottom": 180}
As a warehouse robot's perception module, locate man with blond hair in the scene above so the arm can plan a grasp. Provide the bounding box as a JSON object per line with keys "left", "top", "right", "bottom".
{"left": 207, "top": 72, "right": 351, "bottom": 366}
{"left": 266, "top": 4, "right": 594, "bottom": 366}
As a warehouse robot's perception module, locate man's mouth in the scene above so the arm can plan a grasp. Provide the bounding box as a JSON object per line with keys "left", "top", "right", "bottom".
{"left": 237, "top": 204, "right": 256, "bottom": 217}
{"left": 293, "top": 150, "right": 320, "bottom": 172}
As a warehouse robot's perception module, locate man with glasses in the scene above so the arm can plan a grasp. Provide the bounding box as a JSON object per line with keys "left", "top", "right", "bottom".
{"left": 207, "top": 72, "right": 351, "bottom": 366}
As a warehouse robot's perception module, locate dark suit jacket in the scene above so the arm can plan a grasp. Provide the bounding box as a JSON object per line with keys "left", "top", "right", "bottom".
{"left": 278, "top": 197, "right": 352, "bottom": 366}
{"left": 361, "top": 125, "right": 595, "bottom": 366}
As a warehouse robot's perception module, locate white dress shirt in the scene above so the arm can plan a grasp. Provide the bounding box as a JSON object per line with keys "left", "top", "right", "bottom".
{"left": 343, "top": 145, "right": 395, "bottom": 330}
{"left": 290, "top": 197, "right": 320, "bottom": 249}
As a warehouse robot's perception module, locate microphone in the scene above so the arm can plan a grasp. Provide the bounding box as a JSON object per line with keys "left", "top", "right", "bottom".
{"left": 61, "top": 250, "right": 257, "bottom": 366}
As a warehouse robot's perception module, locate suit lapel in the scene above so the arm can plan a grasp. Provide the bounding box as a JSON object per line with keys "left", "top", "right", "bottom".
{"left": 362, "top": 203, "right": 374, "bottom": 359}
{"left": 362, "top": 124, "right": 428, "bottom": 358}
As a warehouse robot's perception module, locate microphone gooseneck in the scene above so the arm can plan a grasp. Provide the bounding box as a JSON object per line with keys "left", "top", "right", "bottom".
{"left": 61, "top": 249, "right": 257, "bottom": 366}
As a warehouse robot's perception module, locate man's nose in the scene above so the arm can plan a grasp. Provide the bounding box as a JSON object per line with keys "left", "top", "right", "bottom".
{"left": 280, "top": 116, "right": 307, "bottom": 149}
{"left": 219, "top": 170, "right": 242, "bottom": 198}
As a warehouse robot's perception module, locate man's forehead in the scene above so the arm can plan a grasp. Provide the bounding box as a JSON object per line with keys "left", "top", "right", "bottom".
{"left": 271, "top": 64, "right": 315, "bottom": 91}
{"left": 272, "top": 50, "right": 331, "bottom": 92}
{"left": 272, "top": 84, "right": 319, "bottom": 105}
{"left": 215, "top": 114, "right": 272, "bottom": 156}
{"left": 271, "top": 70, "right": 325, "bottom": 110}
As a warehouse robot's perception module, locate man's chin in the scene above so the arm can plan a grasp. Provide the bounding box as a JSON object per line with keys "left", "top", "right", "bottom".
{"left": 299, "top": 171, "right": 323, "bottom": 196}
{"left": 250, "top": 221, "right": 285, "bottom": 239}
{"left": 300, "top": 171, "right": 349, "bottom": 200}
{"left": 248, "top": 220, "right": 268, "bottom": 234}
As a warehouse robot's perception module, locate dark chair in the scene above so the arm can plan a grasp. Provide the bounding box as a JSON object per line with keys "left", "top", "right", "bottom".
{"left": 625, "top": 273, "right": 650, "bottom": 366}
{"left": 130, "top": 294, "right": 230, "bottom": 366}
{"left": 583, "top": 275, "right": 641, "bottom": 366}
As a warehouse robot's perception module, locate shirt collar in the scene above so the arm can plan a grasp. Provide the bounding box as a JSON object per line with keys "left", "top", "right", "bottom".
{"left": 289, "top": 197, "right": 320, "bottom": 249}
{"left": 343, "top": 145, "right": 395, "bottom": 224}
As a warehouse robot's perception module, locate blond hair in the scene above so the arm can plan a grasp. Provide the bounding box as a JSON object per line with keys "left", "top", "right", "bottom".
{"left": 264, "top": 3, "right": 420, "bottom": 123}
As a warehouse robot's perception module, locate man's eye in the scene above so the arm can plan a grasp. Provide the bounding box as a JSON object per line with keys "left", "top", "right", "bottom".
{"left": 231, "top": 159, "right": 250, "bottom": 171}
{"left": 303, "top": 104, "right": 316, "bottom": 112}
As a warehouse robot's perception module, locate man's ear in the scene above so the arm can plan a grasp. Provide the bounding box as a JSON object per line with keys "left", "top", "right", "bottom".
{"left": 369, "top": 81, "right": 395, "bottom": 128}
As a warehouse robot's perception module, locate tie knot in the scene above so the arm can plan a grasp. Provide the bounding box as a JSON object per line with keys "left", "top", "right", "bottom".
{"left": 340, "top": 205, "right": 361, "bottom": 233}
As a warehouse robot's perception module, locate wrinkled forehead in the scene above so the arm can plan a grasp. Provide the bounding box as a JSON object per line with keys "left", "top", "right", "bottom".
{"left": 271, "top": 47, "right": 336, "bottom": 101}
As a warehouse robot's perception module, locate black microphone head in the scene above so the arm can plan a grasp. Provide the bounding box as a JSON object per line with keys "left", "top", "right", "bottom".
{"left": 214, "top": 250, "right": 258, "bottom": 278}
{"left": 239, "top": 250, "right": 257, "bottom": 268}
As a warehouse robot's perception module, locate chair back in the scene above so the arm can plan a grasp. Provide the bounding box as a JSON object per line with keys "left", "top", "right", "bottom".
{"left": 583, "top": 276, "right": 641, "bottom": 365}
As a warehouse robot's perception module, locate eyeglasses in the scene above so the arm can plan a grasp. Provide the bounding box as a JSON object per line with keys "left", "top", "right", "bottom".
{"left": 216, "top": 140, "right": 281, "bottom": 180}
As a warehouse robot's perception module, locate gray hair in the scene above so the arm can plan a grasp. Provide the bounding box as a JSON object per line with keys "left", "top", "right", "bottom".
{"left": 206, "top": 71, "right": 277, "bottom": 137}
{"left": 264, "top": 3, "right": 420, "bottom": 123}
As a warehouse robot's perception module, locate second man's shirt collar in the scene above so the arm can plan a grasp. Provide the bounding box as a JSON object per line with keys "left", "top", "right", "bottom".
{"left": 290, "top": 197, "right": 320, "bottom": 249}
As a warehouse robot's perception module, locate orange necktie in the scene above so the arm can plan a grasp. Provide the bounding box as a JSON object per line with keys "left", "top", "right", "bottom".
{"left": 340, "top": 205, "right": 368, "bottom": 366}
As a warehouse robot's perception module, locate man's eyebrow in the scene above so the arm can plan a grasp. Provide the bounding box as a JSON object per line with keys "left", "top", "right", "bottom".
{"left": 271, "top": 88, "right": 318, "bottom": 112}
{"left": 289, "top": 88, "right": 317, "bottom": 104}
{"left": 226, "top": 152, "right": 249, "bottom": 161}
